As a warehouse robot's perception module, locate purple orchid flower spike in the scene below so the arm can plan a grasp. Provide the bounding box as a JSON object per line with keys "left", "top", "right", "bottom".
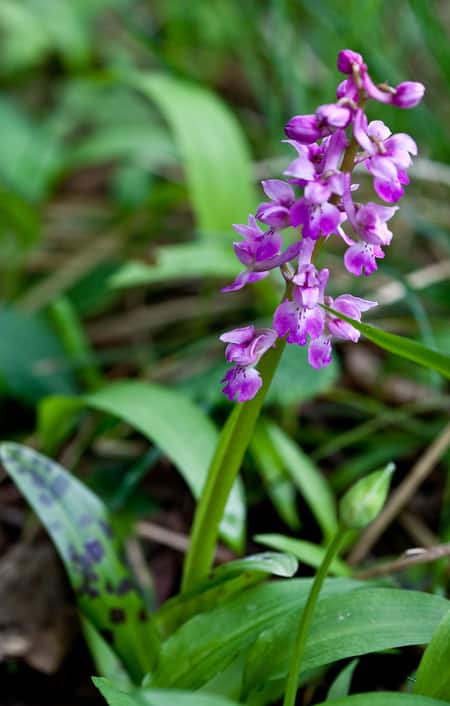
{"left": 218, "top": 49, "right": 424, "bottom": 399}
{"left": 220, "top": 325, "right": 277, "bottom": 402}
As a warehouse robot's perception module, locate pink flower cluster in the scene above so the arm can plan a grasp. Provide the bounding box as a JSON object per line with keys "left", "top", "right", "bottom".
{"left": 220, "top": 49, "right": 424, "bottom": 402}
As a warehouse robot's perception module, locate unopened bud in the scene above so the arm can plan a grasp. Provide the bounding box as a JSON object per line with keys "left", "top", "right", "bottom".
{"left": 393, "top": 81, "right": 425, "bottom": 108}
{"left": 339, "top": 463, "right": 395, "bottom": 529}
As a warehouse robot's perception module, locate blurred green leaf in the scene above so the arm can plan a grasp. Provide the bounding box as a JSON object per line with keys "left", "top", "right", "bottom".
{"left": 254, "top": 534, "right": 349, "bottom": 577}
{"left": 212, "top": 552, "right": 298, "bottom": 580}
{"left": 148, "top": 578, "right": 360, "bottom": 690}
{"left": 0, "top": 306, "right": 78, "bottom": 404}
{"left": 266, "top": 343, "right": 339, "bottom": 405}
{"left": 131, "top": 72, "right": 257, "bottom": 235}
{"left": 110, "top": 244, "right": 238, "bottom": 289}
{"left": 243, "top": 589, "right": 449, "bottom": 705}
{"left": 82, "top": 617, "right": 133, "bottom": 687}
{"left": 264, "top": 422, "right": 338, "bottom": 540}
{"left": 94, "top": 678, "right": 242, "bottom": 706}
{"left": 415, "top": 608, "right": 450, "bottom": 701}
{"left": 324, "top": 306, "right": 450, "bottom": 379}
{"left": 250, "top": 422, "right": 301, "bottom": 530}
{"left": 0, "top": 443, "right": 160, "bottom": 682}
{"left": 326, "top": 659, "right": 358, "bottom": 700}
{"left": 317, "top": 695, "right": 448, "bottom": 706}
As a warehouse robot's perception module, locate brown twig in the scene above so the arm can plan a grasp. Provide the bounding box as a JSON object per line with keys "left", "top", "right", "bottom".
{"left": 348, "top": 421, "right": 450, "bottom": 565}
{"left": 136, "top": 520, "right": 233, "bottom": 563}
{"left": 355, "top": 543, "right": 450, "bottom": 580}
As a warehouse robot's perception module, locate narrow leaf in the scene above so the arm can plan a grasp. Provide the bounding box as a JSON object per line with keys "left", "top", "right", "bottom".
{"left": 415, "top": 608, "right": 450, "bottom": 700}
{"left": 326, "top": 659, "right": 358, "bottom": 700}
{"left": 254, "top": 534, "right": 349, "bottom": 577}
{"left": 266, "top": 422, "right": 338, "bottom": 540}
{"left": 212, "top": 552, "right": 298, "bottom": 580}
{"left": 316, "top": 694, "right": 447, "bottom": 706}
{"left": 323, "top": 306, "right": 450, "bottom": 379}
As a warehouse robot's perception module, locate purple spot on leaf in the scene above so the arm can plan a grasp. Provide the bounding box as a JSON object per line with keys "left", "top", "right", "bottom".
{"left": 110, "top": 608, "right": 126, "bottom": 624}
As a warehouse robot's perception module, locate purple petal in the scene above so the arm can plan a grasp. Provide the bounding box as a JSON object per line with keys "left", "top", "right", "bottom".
{"left": 290, "top": 199, "right": 309, "bottom": 228}
{"left": 220, "top": 325, "right": 255, "bottom": 345}
{"left": 393, "top": 82, "right": 425, "bottom": 108}
{"left": 308, "top": 336, "right": 332, "bottom": 369}
{"left": 284, "top": 114, "right": 321, "bottom": 143}
{"left": 256, "top": 203, "right": 291, "bottom": 228}
{"left": 353, "top": 110, "right": 373, "bottom": 153}
{"left": 367, "top": 120, "right": 391, "bottom": 141}
{"left": 284, "top": 155, "right": 316, "bottom": 181}
{"left": 222, "top": 366, "right": 262, "bottom": 402}
{"left": 221, "top": 270, "right": 269, "bottom": 292}
{"left": 232, "top": 215, "right": 264, "bottom": 241}
{"left": 344, "top": 242, "right": 384, "bottom": 277}
{"left": 373, "top": 177, "right": 404, "bottom": 203}
{"left": 261, "top": 179, "right": 295, "bottom": 204}
{"left": 337, "top": 50, "right": 365, "bottom": 75}
{"left": 316, "top": 103, "right": 352, "bottom": 129}
{"left": 233, "top": 241, "right": 255, "bottom": 267}
{"left": 318, "top": 202, "right": 342, "bottom": 236}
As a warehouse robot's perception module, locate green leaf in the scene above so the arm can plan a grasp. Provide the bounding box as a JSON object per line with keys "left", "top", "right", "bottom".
{"left": 148, "top": 578, "right": 362, "bottom": 690}
{"left": 250, "top": 423, "right": 301, "bottom": 530}
{"left": 266, "top": 343, "right": 339, "bottom": 405}
{"left": 243, "top": 588, "right": 449, "bottom": 705}
{"left": 415, "top": 608, "right": 450, "bottom": 700}
{"left": 39, "top": 382, "right": 246, "bottom": 551}
{"left": 0, "top": 443, "right": 159, "bottom": 682}
{"left": 0, "top": 306, "right": 78, "bottom": 404}
{"left": 81, "top": 617, "right": 132, "bottom": 687}
{"left": 212, "top": 552, "right": 298, "bottom": 580}
{"left": 131, "top": 72, "right": 257, "bottom": 235}
{"left": 323, "top": 306, "right": 450, "bottom": 379}
{"left": 110, "top": 244, "right": 238, "bottom": 289}
{"left": 326, "top": 659, "right": 358, "bottom": 700}
{"left": 93, "top": 678, "right": 242, "bottom": 706}
{"left": 254, "top": 534, "right": 349, "bottom": 577}
{"left": 316, "top": 695, "right": 448, "bottom": 706}
{"left": 264, "top": 422, "right": 338, "bottom": 540}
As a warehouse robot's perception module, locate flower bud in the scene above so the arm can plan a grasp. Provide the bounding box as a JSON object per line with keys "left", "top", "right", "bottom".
{"left": 337, "top": 49, "right": 365, "bottom": 75}
{"left": 284, "top": 114, "right": 321, "bottom": 144}
{"left": 393, "top": 81, "right": 425, "bottom": 108}
{"left": 339, "top": 463, "right": 395, "bottom": 529}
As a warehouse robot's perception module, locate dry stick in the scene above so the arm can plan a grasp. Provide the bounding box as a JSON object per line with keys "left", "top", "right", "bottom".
{"left": 355, "top": 542, "right": 450, "bottom": 580}
{"left": 136, "top": 521, "right": 233, "bottom": 563}
{"left": 399, "top": 511, "right": 439, "bottom": 549}
{"left": 348, "top": 421, "right": 450, "bottom": 565}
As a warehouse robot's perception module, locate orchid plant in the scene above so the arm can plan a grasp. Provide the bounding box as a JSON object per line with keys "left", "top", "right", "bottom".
{"left": 1, "top": 49, "right": 450, "bottom": 706}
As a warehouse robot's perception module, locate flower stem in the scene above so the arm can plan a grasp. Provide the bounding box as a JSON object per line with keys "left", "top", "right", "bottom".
{"left": 282, "top": 526, "right": 349, "bottom": 706}
{"left": 181, "top": 338, "right": 286, "bottom": 593}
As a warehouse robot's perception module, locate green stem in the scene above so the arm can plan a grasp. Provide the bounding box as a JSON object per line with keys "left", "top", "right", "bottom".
{"left": 181, "top": 338, "right": 286, "bottom": 592}
{"left": 283, "top": 526, "right": 349, "bottom": 706}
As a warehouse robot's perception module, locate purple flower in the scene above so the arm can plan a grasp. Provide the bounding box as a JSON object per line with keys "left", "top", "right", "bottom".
{"left": 285, "top": 114, "right": 323, "bottom": 144}
{"left": 353, "top": 112, "right": 418, "bottom": 202}
{"left": 290, "top": 197, "right": 344, "bottom": 240}
{"left": 222, "top": 215, "right": 300, "bottom": 292}
{"left": 308, "top": 335, "right": 332, "bottom": 369}
{"left": 283, "top": 141, "right": 317, "bottom": 181}
{"left": 392, "top": 81, "right": 425, "bottom": 108}
{"left": 344, "top": 241, "right": 385, "bottom": 277}
{"left": 256, "top": 179, "right": 296, "bottom": 228}
{"left": 325, "top": 294, "right": 377, "bottom": 341}
{"left": 285, "top": 104, "right": 352, "bottom": 145}
{"left": 220, "top": 326, "right": 277, "bottom": 402}
{"left": 273, "top": 267, "right": 329, "bottom": 345}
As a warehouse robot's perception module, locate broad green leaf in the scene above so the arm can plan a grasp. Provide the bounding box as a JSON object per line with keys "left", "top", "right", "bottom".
{"left": 266, "top": 343, "right": 339, "bottom": 405}
{"left": 39, "top": 382, "right": 246, "bottom": 551}
{"left": 415, "top": 608, "right": 450, "bottom": 700}
{"left": 264, "top": 422, "right": 337, "bottom": 540}
{"left": 110, "top": 244, "right": 238, "bottom": 289}
{"left": 0, "top": 443, "right": 159, "bottom": 682}
{"left": 326, "top": 659, "right": 358, "bottom": 700}
{"left": 243, "top": 588, "right": 449, "bottom": 705}
{"left": 324, "top": 306, "right": 450, "bottom": 380}
{"left": 250, "top": 423, "right": 301, "bottom": 530}
{"left": 254, "top": 534, "right": 349, "bottom": 577}
{"left": 0, "top": 306, "right": 78, "bottom": 404}
{"left": 131, "top": 72, "right": 257, "bottom": 235}
{"left": 148, "top": 578, "right": 362, "bottom": 690}
{"left": 93, "top": 678, "right": 242, "bottom": 706}
{"left": 155, "top": 572, "right": 265, "bottom": 639}
{"left": 316, "top": 695, "right": 448, "bottom": 706}
{"left": 212, "top": 552, "right": 298, "bottom": 580}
